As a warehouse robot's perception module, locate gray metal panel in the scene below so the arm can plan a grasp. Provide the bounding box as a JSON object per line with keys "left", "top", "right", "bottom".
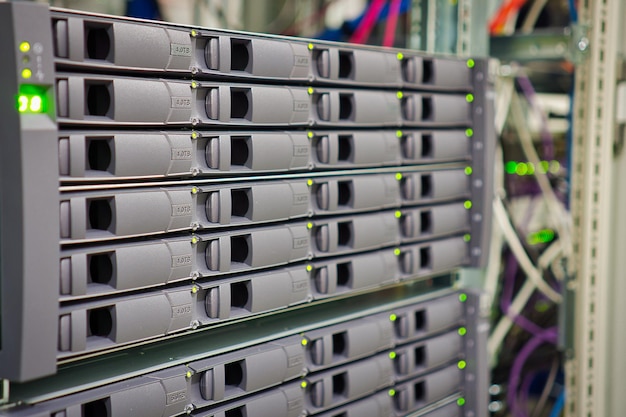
{"left": 392, "top": 365, "right": 462, "bottom": 414}
{"left": 303, "top": 353, "right": 394, "bottom": 414}
{"left": 313, "top": 391, "right": 393, "bottom": 417}
{"left": 398, "top": 238, "right": 468, "bottom": 278}
{"left": 0, "top": 1, "right": 59, "bottom": 382}
{"left": 399, "top": 130, "right": 471, "bottom": 164}
{"left": 399, "top": 203, "right": 470, "bottom": 243}
{"left": 302, "top": 313, "right": 394, "bottom": 372}
{"left": 393, "top": 331, "right": 463, "bottom": 382}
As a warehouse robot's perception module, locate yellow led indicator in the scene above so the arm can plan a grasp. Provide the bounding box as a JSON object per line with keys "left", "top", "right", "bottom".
{"left": 308, "top": 43, "right": 314, "bottom": 50}
{"left": 395, "top": 173, "right": 403, "bottom": 180}
{"left": 464, "top": 166, "right": 473, "bottom": 175}
{"left": 388, "top": 389, "right": 396, "bottom": 396}
{"left": 191, "top": 286, "right": 198, "bottom": 294}
{"left": 306, "top": 264, "right": 313, "bottom": 272}
{"left": 307, "top": 179, "right": 314, "bottom": 186}
{"left": 191, "top": 187, "right": 199, "bottom": 194}
{"left": 394, "top": 248, "right": 401, "bottom": 256}
{"left": 190, "top": 30, "right": 198, "bottom": 37}
{"left": 395, "top": 211, "right": 402, "bottom": 219}
{"left": 466, "top": 58, "right": 475, "bottom": 68}
{"left": 307, "top": 131, "right": 314, "bottom": 138}
{"left": 19, "top": 41, "right": 30, "bottom": 53}
{"left": 307, "top": 222, "right": 313, "bottom": 229}
{"left": 396, "top": 91, "right": 403, "bottom": 99}
{"left": 307, "top": 87, "right": 314, "bottom": 95}
{"left": 191, "top": 81, "right": 198, "bottom": 89}
{"left": 191, "top": 236, "right": 199, "bottom": 244}
{"left": 466, "top": 93, "right": 474, "bottom": 103}
{"left": 396, "top": 52, "right": 404, "bottom": 60}
{"left": 21, "top": 68, "right": 32, "bottom": 79}
{"left": 191, "top": 131, "right": 199, "bottom": 139}
{"left": 459, "top": 293, "right": 468, "bottom": 303}
{"left": 301, "top": 380, "right": 308, "bottom": 389}
{"left": 458, "top": 327, "right": 467, "bottom": 336}
{"left": 186, "top": 371, "right": 192, "bottom": 378}
{"left": 465, "top": 128, "right": 474, "bottom": 137}
{"left": 389, "top": 351, "right": 397, "bottom": 359}
{"left": 463, "top": 234, "right": 471, "bottom": 242}
{"left": 396, "top": 130, "right": 403, "bottom": 138}
{"left": 464, "top": 200, "right": 472, "bottom": 209}
{"left": 301, "top": 338, "right": 308, "bottom": 346}
{"left": 389, "top": 313, "right": 397, "bottom": 322}
{"left": 458, "top": 360, "right": 467, "bottom": 369}
{"left": 457, "top": 397, "right": 466, "bottom": 406}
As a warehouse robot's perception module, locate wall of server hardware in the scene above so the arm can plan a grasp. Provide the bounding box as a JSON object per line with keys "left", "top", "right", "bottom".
{"left": 0, "top": 2, "right": 494, "bottom": 416}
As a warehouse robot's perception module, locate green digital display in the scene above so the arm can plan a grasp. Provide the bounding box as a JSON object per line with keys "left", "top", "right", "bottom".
{"left": 16, "top": 85, "right": 47, "bottom": 114}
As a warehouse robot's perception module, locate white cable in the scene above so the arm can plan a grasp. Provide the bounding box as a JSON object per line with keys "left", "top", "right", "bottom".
{"left": 520, "top": 0, "right": 549, "bottom": 33}
{"left": 488, "top": 279, "right": 536, "bottom": 363}
{"left": 495, "top": 76, "right": 515, "bottom": 136}
{"left": 494, "top": 198, "right": 562, "bottom": 303}
{"left": 510, "top": 93, "right": 573, "bottom": 260}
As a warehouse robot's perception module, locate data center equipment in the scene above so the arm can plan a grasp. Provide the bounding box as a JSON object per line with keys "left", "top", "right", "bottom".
{"left": 0, "top": 2, "right": 494, "bottom": 416}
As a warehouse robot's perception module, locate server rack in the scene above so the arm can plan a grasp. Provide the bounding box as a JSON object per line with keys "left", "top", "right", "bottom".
{"left": 0, "top": 2, "right": 494, "bottom": 416}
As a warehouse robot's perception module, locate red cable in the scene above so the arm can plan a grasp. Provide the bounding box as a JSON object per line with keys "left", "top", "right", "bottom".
{"left": 383, "top": 0, "right": 402, "bottom": 47}
{"left": 489, "top": 0, "right": 528, "bottom": 35}
{"left": 349, "top": 0, "right": 386, "bottom": 44}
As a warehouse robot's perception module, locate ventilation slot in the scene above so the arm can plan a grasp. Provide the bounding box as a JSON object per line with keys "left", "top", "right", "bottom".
{"left": 414, "top": 346, "right": 425, "bottom": 366}
{"left": 231, "top": 136, "right": 250, "bottom": 166}
{"left": 230, "top": 281, "right": 249, "bottom": 309}
{"left": 420, "top": 211, "right": 432, "bottom": 234}
{"left": 422, "top": 59, "right": 433, "bottom": 84}
{"left": 224, "top": 361, "right": 244, "bottom": 387}
{"left": 85, "top": 23, "right": 111, "bottom": 60}
{"left": 87, "top": 138, "right": 112, "bottom": 171}
{"left": 339, "top": 94, "right": 353, "bottom": 120}
{"left": 332, "top": 373, "right": 347, "bottom": 395}
{"left": 414, "top": 381, "right": 425, "bottom": 401}
{"left": 88, "top": 307, "right": 112, "bottom": 337}
{"left": 230, "top": 89, "right": 250, "bottom": 119}
{"left": 421, "top": 134, "right": 433, "bottom": 157}
{"left": 85, "top": 82, "right": 111, "bottom": 117}
{"left": 419, "top": 247, "right": 431, "bottom": 269}
{"left": 338, "top": 51, "right": 353, "bottom": 79}
{"left": 230, "top": 39, "right": 250, "bottom": 71}
{"left": 89, "top": 253, "right": 113, "bottom": 284}
{"left": 225, "top": 407, "right": 244, "bottom": 417}
{"left": 231, "top": 189, "right": 250, "bottom": 218}
{"left": 415, "top": 310, "right": 425, "bottom": 330}
{"left": 88, "top": 198, "right": 112, "bottom": 231}
{"left": 333, "top": 332, "right": 347, "bottom": 355}
{"left": 337, "top": 181, "right": 351, "bottom": 206}
{"left": 231, "top": 236, "right": 249, "bottom": 263}
{"left": 336, "top": 262, "right": 350, "bottom": 286}
{"left": 83, "top": 399, "right": 109, "bottom": 417}
{"left": 421, "top": 175, "right": 432, "bottom": 197}
{"left": 421, "top": 97, "right": 433, "bottom": 121}
{"left": 338, "top": 222, "right": 351, "bottom": 246}
{"left": 337, "top": 135, "right": 352, "bottom": 161}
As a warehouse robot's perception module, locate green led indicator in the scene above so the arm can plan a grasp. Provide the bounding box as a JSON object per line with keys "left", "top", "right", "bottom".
{"left": 389, "top": 351, "right": 397, "bottom": 359}
{"left": 515, "top": 162, "right": 528, "bottom": 176}
{"left": 550, "top": 160, "right": 561, "bottom": 174}
{"left": 466, "top": 93, "right": 474, "bottom": 103}
{"left": 457, "top": 397, "right": 466, "bottom": 406}
{"left": 540, "top": 160, "right": 550, "bottom": 173}
{"left": 308, "top": 43, "right": 314, "bottom": 50}
{"left": 307, "top": 87, "right": 314, "bottom": 95}
{"left": 301, "top": 380, "right": 308, "bottom": 389}
{"left": 396, "top": 91, "right": 404, "bottom": 99}
{"left": 389, "top": 313, "right": 397, "bottom": 322}
{"left": 395, "top": 211, "right": 402, "bottom": 219}
{"left": 16, "top": 85, "right": 47, "bottom": 114}
{"left": 463, "top": 234, "right": 471, "bottom": 242}
{"left": 505, "top": 161, "right": 517, "bottom": 174}
{"left": 396, "top": 52, "right": 404, "bottom": 60}
{"left": 395, "top": 173, "right": 403, "bottom": 180}
{"left": 393, "top": 248, "right": 401, "bottom": 256}
{"left": 307, "top": 222, "right": 313, "bottom": 229}
{"left": 396, "top": 130, "right": 403, "bottom": 138}
{"left": 466, "top": 58, "right": 475, "bottom": 68}
{"left": 464, "top": 166, "right": 473, "bottom": 175}
{"left": 458, "top": 327, "right": 467, "bottom": 336}
{"left": 458, "top": 360, "right": 467, "bottom": 369}
{"left": 527, "top": 228, "right": 555, "bottom": 245}
{"left": 307, "top": 131, "right": 314, "bottom": 138}
{"left": 301, "top": 338, "right": 308, "bottom": 346}
{"left": 459, "top": 293, "right": 468, "bottom": 303}
{"left": 463, "top": 200, "right": 472, "bottom": 210}
{"left": 465, "top": 128, "right": 474, "bottom": 137}
{"left": 388, "top": 389, "right": 396, "bottom": 396}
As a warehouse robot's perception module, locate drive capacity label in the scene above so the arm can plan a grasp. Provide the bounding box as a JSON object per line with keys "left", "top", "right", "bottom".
{"left": 170, "top": 43, "right": 192, "bottom": 56}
